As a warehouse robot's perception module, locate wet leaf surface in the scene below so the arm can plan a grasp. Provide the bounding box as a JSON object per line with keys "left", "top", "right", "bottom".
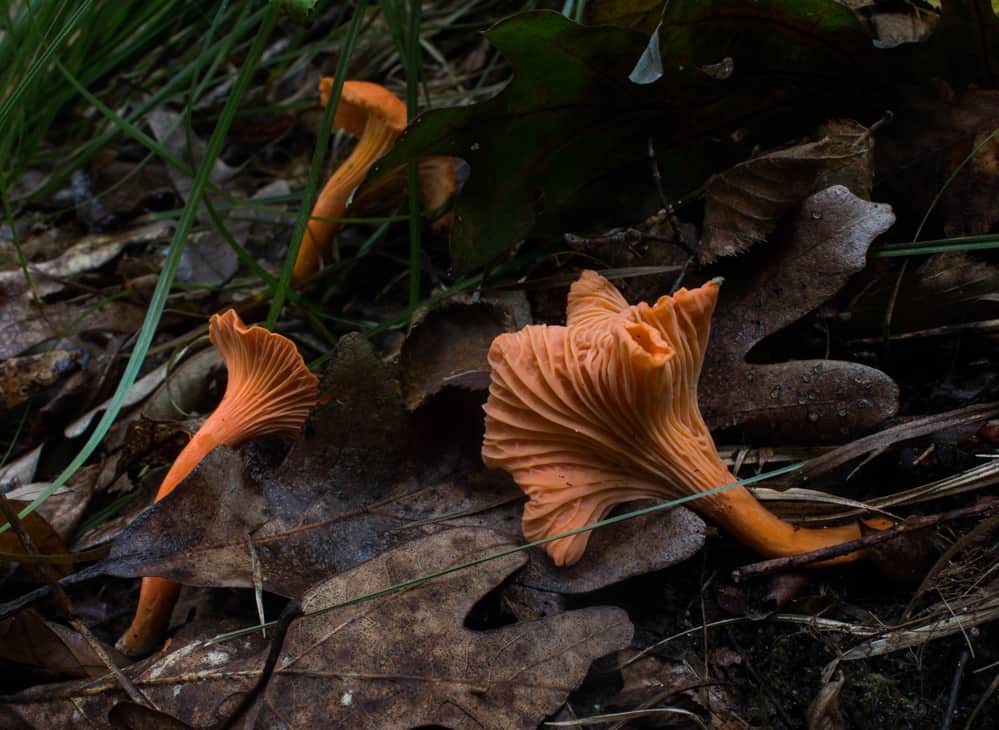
{"left": 700, "top": 186, "right": 900, "bottom": 442}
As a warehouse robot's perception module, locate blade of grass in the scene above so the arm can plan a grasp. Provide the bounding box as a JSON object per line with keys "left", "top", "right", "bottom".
{"left": 264, "top": 0, "right": 371, "bottom": 329}
{"left": 0, "top": 3, "right": 279, "bottom": 533}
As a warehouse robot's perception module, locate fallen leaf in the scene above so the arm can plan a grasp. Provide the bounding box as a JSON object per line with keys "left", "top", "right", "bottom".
{"left": 0, "top": 350, "right": 84, "bottom": 410}
{"left": 2, "top": 530, "right": 631, "bottom": 729}
{"left": 400, "top": 299, "right": 514, "bottom": 410}
{"left": 176, "top": 230, "right": 240, "bottom": 286}
{"left": 0, "top": 622, "right": 268, "bottom": 728}
{"left": 5, "top": 465, "right": 101, "bottom": 543}
{"left": 499, "top": 507, "right": 704, "bottom": 595}
{"left": 700, "top": 185, "right": 899, "bottom": 442}
{"left": 257, "top": 527, "right": 634, "bottom": 728}
{"left": 31, "top": 222, "right": 170, "bottom": 281}
{"left": 0, "top": 609, "right": 125, "bottom": 681}
{"left": 0, "top": 500, "right": 69, "bottom": 578}
{"left": 701, "top": 120, "right": 874, "bottom": 263}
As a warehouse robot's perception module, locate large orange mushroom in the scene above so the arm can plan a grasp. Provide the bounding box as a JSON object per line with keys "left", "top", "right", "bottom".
{"left": 483, "top": 270, "right": 885, "bottom": 567}
{"left": 117, "top": 310, "right": 319, "bottom": 657}
{"left": 292, "top": 78, "right": 455, "bottom": 286}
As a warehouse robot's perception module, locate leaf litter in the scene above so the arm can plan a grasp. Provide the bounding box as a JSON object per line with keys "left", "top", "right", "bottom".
{"left": 1, "top": 1, "right": 999, "bottom": 727}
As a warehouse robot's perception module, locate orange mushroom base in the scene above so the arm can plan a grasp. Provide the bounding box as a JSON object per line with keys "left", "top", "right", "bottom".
{"left": 482, "top": 270, "right": 888, "bottom": 567}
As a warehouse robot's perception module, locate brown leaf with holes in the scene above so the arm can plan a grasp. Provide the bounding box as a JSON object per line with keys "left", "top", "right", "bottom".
{"left": 257, "top": 527, "right": 633, "bottom": 728}
{"left": 700, "top": 120, "right": 873, "bottom": 263}
{"left": 700, "top": 186, "right": 899, "bottom": 442}
{"left": 2, "top": 530, "right": 631, "bottom": 729}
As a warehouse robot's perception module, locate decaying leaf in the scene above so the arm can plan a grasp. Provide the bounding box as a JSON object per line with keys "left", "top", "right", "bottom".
{"left": 701, "top": 120, "right": 874, "bottom": 263}
{"left": 700, "top": 186, "right": 899, "bottom": 441}
{"left": 0, "top": 609, "right": 125, "bottom": 681}
{"left": 807, "top": 675, "right": 847, "bottom": 730}
{"left": 0, "top": 350, "right": 84, "bottom": 410}
{"left": 84, "top": 333, "right": 703, "bottom": 603}
{"left": 400, "top": 299, "right": 514, "bottom": 410}
{"left": 5, "top": 465, "right": 101, "bottom": 543}
{"left": 0, "top": 500, "right": 69, "bottom": 579}
{"left": 257, "top": 528, "right": 634, "bottom": 728}
{"left": 877, "top": 86, "right": 999, "bottom": 237}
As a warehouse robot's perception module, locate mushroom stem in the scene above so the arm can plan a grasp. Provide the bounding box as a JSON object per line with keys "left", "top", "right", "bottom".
{"left": 695, "top": 476, "right": 870, "bottom": 565}
{"left": 292, "top": 118, "right": 401, "bottom": 285}
{"left": 118, "top": 578, "right": 180, "bottom": 658}
{"left": 291, "top": 78, "right": 456, "bottom": 286}
{"left": 117, "top": 311, "right": 318, "bottom": 658}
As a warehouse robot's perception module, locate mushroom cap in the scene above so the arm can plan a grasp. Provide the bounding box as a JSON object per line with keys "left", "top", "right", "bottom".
{"left": 207, "top": 309, "right": 320, "bottom": 445}
{"left": 318, "top": 77, "right": 407, "bottom": 138}
{"left": 482, "top": 271, "right": 728, "bottom": 565}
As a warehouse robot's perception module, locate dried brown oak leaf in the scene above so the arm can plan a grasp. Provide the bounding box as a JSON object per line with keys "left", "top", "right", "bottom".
{"left": 700, "top": 120, "right": 874, "bottom": 263}
{"left": 700, "top": 186, "right": 899, "bottom": 442}
{"left": 258, "top": 527, "right": 634, "bottom": 729}
{"left": 85, "top": 334, "right": 702, "bottom": 603}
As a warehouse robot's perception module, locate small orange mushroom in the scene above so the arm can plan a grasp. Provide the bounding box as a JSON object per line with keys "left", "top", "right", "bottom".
{"left": 483, "top": 270, "right": 885, "bottom": 567}
{"left": 292, "top": 78, "right": 456, "bottom": 286}
{"left": 117, "top": 310, "right": 319, "bottom": 657}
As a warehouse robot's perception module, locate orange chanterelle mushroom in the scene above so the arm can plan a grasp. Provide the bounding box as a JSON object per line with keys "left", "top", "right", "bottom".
{"left": 117, "top": 310, "right": 319, "bottom": 657}
{"left": 292, "top": 78, "right": 455, "bottom": 286}
{"left": 483, "top": 270, "right": 885, "bottom": 567}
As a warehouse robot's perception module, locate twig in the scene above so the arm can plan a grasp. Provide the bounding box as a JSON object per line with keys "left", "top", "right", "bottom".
{"left": 940, "top": 648, "right": 971, "bottom": 730}
{"left": 732, "top": 498, "right": 999, "bottom": 582}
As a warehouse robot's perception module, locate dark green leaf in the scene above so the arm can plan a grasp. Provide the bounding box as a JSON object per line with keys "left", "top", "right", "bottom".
{"left": 380, "top": 3, "right": 877, "bottom": 271}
